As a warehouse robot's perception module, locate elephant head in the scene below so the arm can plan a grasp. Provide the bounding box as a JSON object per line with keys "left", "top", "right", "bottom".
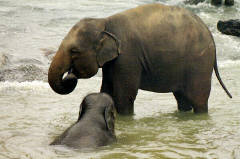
{"left": 48, "top": 18, "right": 120, "bottom": 94}
{"left": 50, "top": 93, "right": 116, "bottom": 148}
{"left": 78, "top": 93, "right": 116, "bottom": 135}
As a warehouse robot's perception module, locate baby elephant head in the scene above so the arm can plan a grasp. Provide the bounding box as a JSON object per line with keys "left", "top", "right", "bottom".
{"left": 51, "top": 93, "right": 116, "bottom": 149}
{"left": 78, "top": 93, "right": 116, "bottom": 135}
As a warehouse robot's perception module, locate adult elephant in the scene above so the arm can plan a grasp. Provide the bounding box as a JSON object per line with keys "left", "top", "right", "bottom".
{"left": 48, "top": 4, "right": 232, "bottom": 115}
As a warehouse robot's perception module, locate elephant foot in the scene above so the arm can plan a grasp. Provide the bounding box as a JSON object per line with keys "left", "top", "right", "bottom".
{"left": 193, "top": 106, "right": 208, "bottom": 113}
{"left": 179, "top": 105, "right": 193, "bottom": 112}
{"left": 116, "top": 107, "right": 134, "bottom": 115}
{"left": 173, "top": 91, "right": 193, "bottom": 112}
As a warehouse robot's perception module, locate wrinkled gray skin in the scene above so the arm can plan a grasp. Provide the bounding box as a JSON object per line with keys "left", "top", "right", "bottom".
{"left": 50, "top": 93, "right": 116, "bottom": 149}
{"left": 48, "top": 4, "right": 232, "bottom": 115}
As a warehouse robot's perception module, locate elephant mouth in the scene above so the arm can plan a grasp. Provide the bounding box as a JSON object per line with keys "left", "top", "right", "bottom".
{"left": 70, "top": 67, "right": 94, "bottom": 79}
{"left": 62, "top": 68, "right": 78, "bottom": 82}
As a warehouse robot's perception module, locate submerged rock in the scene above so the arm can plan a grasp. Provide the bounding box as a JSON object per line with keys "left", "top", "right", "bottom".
{"left": 0, "top": 53, "right": 9, "bottom": 68}
{"left": 225, "top": 0, "right": 234, "bottom": 5}
{"left": 184, "top": 0, "right": 205, "bottom": 5}
{"left": 0, "top": 64, "right": 47, "bottom": 82}
{"left": 41, "top": 48, "right": 56, "bottom": 61}
{"left": 211, "top": 0, "right": 222, "bottom": 5}
{"left": 184, "top": 0, "right": 234, "bottom": 6}
{"left": 217, "top": 19, "right": 240, "bottom": 37}
{"left": 211, "top": 0, "right": 234, "bottom": 6}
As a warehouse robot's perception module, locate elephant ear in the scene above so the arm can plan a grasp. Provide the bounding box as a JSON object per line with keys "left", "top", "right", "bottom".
{"left": 104, "top": 104, "right": 115, "bottom": 135}
{"left": 96, "top": 31, "right": 121, "bottom": 67}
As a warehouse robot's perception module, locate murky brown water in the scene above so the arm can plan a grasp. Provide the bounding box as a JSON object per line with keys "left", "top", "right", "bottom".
{"left": 0, "top": 0, "right": 240, "bottom": 158}
{"left": 0, "top": 65, "right": 239, "bottom": 159}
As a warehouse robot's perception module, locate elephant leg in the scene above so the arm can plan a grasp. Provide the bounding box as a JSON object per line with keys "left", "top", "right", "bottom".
{"left": 101, "top": 67, "right": 139, "bottom": 115}
{"left": 112, "top": 62, "right": 141, "bottom": 115}
{"left": 173, "top": 91, "right": 192, "bottom": 111}
{"left": 113, "top": 79, "right": 139, "bottom": 115}
{"left": 185, "top": 75, "right": 211, "bottom": 113}
{"left": 100, "top": 64, "right": 113, "bottom": 96}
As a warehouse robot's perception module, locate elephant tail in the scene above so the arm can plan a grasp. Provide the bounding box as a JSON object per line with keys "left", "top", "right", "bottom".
{"left": 214, "top": 54, "right": 232, "bottom": 98}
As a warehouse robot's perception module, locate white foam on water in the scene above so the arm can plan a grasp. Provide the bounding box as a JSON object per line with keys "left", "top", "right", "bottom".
{"left": 0, "top": 1, "right": 240, "bottom": 159}
{"left": 183, "top": 1, "right": 212, "bottom": 8}
{"left": 218, "top": 59, "right": 240, "bottom": 68}
{"left": 0, "top": 80, "right": 49, "bottom": 94}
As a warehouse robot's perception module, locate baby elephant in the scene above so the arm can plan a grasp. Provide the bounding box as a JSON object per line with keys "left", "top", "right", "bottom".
{"left": 51, "top": 93, "right": 116, "bottom": 149}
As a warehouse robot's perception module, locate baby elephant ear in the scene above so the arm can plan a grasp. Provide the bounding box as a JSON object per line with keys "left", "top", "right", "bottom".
{"left": 78, "top": 101, "right": 86, "bottom": 121}
{"left": 96, "top": 31, "right": 121, "bottom": 67}
{"left": 104, "top": 104, "right": 115, "bottom": 134}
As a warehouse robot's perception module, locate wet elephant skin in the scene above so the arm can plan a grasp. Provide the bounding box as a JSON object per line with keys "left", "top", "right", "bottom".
{"left": 50, "top": 93, "right": 116, "bottom": 149}
{"left": 48, "top": 4, "right": 232, "bottom": 115}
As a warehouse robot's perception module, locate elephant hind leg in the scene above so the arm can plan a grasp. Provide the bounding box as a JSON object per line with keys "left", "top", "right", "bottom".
{"left": 188, "top": 91, "right": 209, "bottom": 113}
{"left": 173, "top": 91, "right": 193, "bottom": 112}
{"left": 184, "top": 76, "right": 211, "bottom": 113}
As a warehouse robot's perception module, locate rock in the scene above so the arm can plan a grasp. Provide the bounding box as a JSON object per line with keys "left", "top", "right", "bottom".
{"left": 0, "top": 53, "right": 9, "bottom": 68}
{"left": 0, "top": 64, "right": 47, "bottom": 82}
{"left": 18, "top": 58, "right": 43, "bottom": 65}
{"left": 184, "top": 0, "right": 205, "bottom": 5}
{"left": 225, "top": 0, "right": 234, "bottom": 6}
{"left": 211, "top": 0, "right": 222, "bottom": 5}
{"left": 40, "top": 48, "right": 56, "bottom": 60}
{"left": 211, "top": 0, "right": 234, "bottom": 6}
{"left": 184, "top": 0, "right": 234, "bottom": 5}
{"left": 217, "top": 19, "right": 240, "bottom": 37}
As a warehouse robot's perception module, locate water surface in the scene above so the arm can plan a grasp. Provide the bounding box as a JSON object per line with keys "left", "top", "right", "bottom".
{"left": 0, "top": 0, "right": 240, "bottom": 158}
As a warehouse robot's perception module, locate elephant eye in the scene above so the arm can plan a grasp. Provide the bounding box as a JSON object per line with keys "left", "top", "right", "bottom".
{"left": 71, "top": 48, "right": 80, "bottom": 54}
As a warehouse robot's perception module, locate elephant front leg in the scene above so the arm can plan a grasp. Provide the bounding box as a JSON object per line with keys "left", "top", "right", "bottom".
{"left": 101, "top": 56, "right": 142, "bottom": 115}
{"left": 100, "top": 67, "right": 137, "bottom": 115}
{"left": 113, "top": 81, "right": 139, "bottom": 115}
{"left": 112, "top": 71, "right": 141, "bottom": 115}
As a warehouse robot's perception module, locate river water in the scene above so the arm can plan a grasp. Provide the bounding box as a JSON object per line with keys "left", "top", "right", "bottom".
{"left": 0, "top": 0, "right": 240, "bottom": 158}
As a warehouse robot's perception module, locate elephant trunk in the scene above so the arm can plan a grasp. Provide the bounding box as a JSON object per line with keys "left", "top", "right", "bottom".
{"left": 48, "top": 47, "right": 78, "bottom": 95}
